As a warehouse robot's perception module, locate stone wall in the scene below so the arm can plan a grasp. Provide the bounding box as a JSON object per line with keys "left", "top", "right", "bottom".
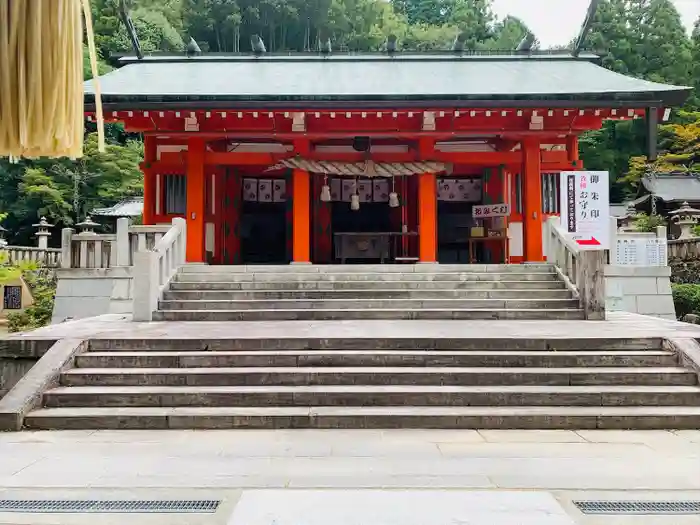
{"left": 51, "top": 266, "right": 133, "bottom": 323}
{"left": 605, "top": 265, "right": 676, "bottom": 320}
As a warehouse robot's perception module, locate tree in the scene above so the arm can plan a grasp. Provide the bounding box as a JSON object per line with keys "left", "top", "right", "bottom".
{"left": 690, "top": 17, "right": 700, "bottom": 108}
{"left": 482, "top": 15, "right": 531, "bottom": 50}
{"left": 391, "top": 0, "right": 454, "bottom": 25}
{"left": 584, "top": 0, "right": 635, "bottom": 74}
{"left": 627, "top": 0, "right": 692, "bottom": 85}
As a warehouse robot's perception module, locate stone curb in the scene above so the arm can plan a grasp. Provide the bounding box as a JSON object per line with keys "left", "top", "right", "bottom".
{"left": 663, "top": 338, "right": 700, "bottom": 380}
{"left": 0, "top": 339, "right": 87, "bottom": 431}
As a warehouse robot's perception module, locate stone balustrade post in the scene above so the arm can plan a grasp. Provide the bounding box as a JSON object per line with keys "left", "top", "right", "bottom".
{"left": 132, "top": 249, "right": 158, "bottom": 322}
{"left": 60, "top": 228, "right": 74, "bottom": 269}
{"left": 576, "top": 250, "right": 606, "bottom": 320}
{"left": 115, "top": 217, "right": 131, "bottom": 266}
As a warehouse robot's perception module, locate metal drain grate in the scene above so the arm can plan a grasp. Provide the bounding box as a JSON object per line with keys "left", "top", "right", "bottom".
{"left": 0, "top": 499, "right": 221, "bottom": 514}
{"left": 574, "top": 501, "right": 700, "bottom": 515}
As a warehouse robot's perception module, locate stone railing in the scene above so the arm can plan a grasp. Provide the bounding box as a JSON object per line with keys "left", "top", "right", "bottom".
{"left": 668, "top": 237, "right": 700, "bottom": 260}
{"left": 60, "top": 219, "right": 171, "bottom": 269}
{"left": 2, "top": 246, "right": 61, "bottom": 268}
{"left": 544, "top": 216, "right": 606, "bottom": 320}
{"left": 133, "top": 218, "right": 187, "bottom": 321}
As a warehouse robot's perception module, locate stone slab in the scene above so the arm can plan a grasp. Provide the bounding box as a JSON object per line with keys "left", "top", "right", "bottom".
{"left": 226, "top": 490, "right": 575, "bottom": 525}
{"left": 9, "top": 312, "right": 700, "bottom": 343}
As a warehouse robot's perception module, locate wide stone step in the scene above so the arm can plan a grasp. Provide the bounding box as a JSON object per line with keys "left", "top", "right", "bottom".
{"left": 162, "top": 289, "right": 574, "bottom": 300}
{"left": 24, "top": 405, "right": 700, "bottom": 430}
{"left": 168, "top": 280, "right": 567, "bottom": 291}
{"left": 179, "top": 264, "right": 556, "bottom": 274}
{"left": 42, "top": 385, "right": 700, "bottom": 408}
{"left": 174, "top": 272, "right": 559, "bottom": 283}
{"left": 75, "top": 350, "right": 678, "bottom": 369}
{"left": 157, "top": 298, "right": 581, "bottom": 311}
{"left": 60, "top": 367, "right": 696, "bottom": 387}
{"left": 151, "top": 308, "right": 586, "bottom": 321}
{"left": 87, "top": 338, "right": 664, "bottom": 352}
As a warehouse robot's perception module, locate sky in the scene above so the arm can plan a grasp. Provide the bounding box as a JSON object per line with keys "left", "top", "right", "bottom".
{"left": 491, "top": 0, "right": 700, "bottom": 48}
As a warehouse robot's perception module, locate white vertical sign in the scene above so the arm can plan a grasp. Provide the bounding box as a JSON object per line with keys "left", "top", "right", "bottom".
{"left": 559, "top": 171, "right": 610, "bottom": 249}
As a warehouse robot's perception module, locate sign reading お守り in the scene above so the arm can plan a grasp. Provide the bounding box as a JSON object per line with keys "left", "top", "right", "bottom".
{"left": 472, "top": 203, "right": 509, "bottom": 218}
{"left": 559, "top": 171, "right": 610, "bottom": 250}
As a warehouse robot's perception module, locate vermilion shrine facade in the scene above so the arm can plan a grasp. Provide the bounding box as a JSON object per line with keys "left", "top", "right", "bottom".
{"left": 85, "top": 52, "right": 689, "bottom": 265}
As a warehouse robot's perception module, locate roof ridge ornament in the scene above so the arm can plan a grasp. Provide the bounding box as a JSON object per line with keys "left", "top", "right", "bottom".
{"left": 516, "top": 32, "right": 537, "bottom": 54}
{"left": 186, "top": 37, "right": 201, "bottom": 58}
{"left": 386, "top": 34, "right": 398, "bottom": 55}
{"left": 452, "top": 32, "right": 467, "bottom": 55}
{"left": 572, "top": 0, "right": 600, "bottom": 58}
{"left": 251, "top": 35, "right": 266, "bottom": 56}
{"left": 118, "top": 0, "right": 143, "bottom": 59}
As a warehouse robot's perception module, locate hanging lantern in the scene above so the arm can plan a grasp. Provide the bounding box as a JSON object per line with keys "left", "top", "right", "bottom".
{"left": 350, "top": 194, "right": 360, "bottom": 211}
{"left": 320, "top": 176, "right": 331, "bottom": 202}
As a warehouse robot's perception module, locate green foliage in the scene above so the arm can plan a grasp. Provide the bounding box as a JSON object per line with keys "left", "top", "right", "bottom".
{"left": 671, "top": 259, "right": 700, "bottom": 284}
{"left": 0, "top": 252, "right": 22, "bottom": 284}
{"left": 83, "top": 46, "right": 113, "bottom": 80}
{"left": 0, "top": 133, "right": 143, "bottom": 245}
{"left": 6, "top": 268, "right": 56, "bottom": 333}
{"left": 632, "top": 212, "right": 666, "bottom": 232}
{"left": 580, "top": 0, "right": 696, "bottom": 200}
{"left": 112, "top": 8, "right": 184, "bottom": 52}
{"left": 672, "top": 283, "right": 700, "bottom": 319}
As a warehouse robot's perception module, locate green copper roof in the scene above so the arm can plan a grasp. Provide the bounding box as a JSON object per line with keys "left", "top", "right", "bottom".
{"left": 85, "top": 53, "right": 691, "bottom": 109}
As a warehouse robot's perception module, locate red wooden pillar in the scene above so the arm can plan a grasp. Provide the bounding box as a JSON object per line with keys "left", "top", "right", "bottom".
{"left": 522, "top": 139, "right": 544, "bottom": 262}
{"left": 418, "top": 172, "right": 437, "bottom": 263}
{"left": 186, "top": 137, "right": 206, "bottom": 262}
{"left": 142, "top": 135, "right": 157, "bottom": 224}
{"left": 292, "top": 169, "right": 311, "bottom": 263}
{"left": 567, "top": 135, "right": 580, "bottom": 164}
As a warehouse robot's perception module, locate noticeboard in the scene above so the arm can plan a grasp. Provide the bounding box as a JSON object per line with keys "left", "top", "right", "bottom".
{"left": 559, "top": 171, "right": 610, "bottom": 250}
{"left": 3, "top": 286, "right": 22, "bottom": 310}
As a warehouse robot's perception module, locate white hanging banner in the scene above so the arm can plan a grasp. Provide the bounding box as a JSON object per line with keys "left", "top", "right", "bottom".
{"left": 559, "top": 171, "right": 610, "bottom": 250}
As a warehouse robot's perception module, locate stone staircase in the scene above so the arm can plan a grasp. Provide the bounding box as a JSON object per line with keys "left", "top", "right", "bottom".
{"left": 153, "top": 264, "right": 585, "bottom": 321}
{"left": 23, "top": 337, "right": 700, "bottom": 430}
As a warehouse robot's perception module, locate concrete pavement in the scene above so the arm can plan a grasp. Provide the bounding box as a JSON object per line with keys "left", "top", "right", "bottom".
{"left": 0, "top": 429, "right": 700, "bottom": 523}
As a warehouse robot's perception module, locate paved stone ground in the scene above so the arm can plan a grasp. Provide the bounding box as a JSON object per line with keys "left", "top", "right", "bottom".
{"left": 4, "top": 312, "right": 700, "bottom": 523}
{"left": 8, "top": 311, "right": 700, "bottom": 341}
{"left": 0, "top": 429, "right": 700, "bottom": 524}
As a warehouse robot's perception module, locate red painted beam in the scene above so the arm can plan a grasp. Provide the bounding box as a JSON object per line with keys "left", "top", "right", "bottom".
{"left": 156, "top": 148, "right": 571, "bottom": 167}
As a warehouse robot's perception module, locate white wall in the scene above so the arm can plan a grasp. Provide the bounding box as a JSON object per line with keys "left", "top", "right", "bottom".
{"left": 51, "top": 267, "right": 133, "bottom": 323}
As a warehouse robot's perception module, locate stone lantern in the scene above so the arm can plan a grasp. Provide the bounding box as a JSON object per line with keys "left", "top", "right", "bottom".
{"left": 669, "top": 201, "right": 700, "bottom": 239}
{"left": 0, "top": 224, "right": 7, "bottom": 248}
{"left": 32, "top": 216, "right": 53, "bottom": 249}
{"left": 76, "top": 215, "right": 100, "bottom": 234}
{"left": 619, "top": 203, "right": 639, "bottom": 232}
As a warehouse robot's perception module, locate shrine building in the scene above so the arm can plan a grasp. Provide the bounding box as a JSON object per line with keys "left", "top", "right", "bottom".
{"left": 84, "top": 51, "right": 690, "bottom": 265}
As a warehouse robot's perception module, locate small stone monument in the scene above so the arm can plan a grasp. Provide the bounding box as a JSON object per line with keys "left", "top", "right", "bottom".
{"left": 669, "top": 201, "right": 700, "bottom": 239}
{"left": 32, "top": 216, "right": 53, "bottom": 249}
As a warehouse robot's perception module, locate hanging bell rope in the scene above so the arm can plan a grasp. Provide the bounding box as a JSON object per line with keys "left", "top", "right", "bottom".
{"left": 0, "top": 0, "right": 105, "bottom": 159}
